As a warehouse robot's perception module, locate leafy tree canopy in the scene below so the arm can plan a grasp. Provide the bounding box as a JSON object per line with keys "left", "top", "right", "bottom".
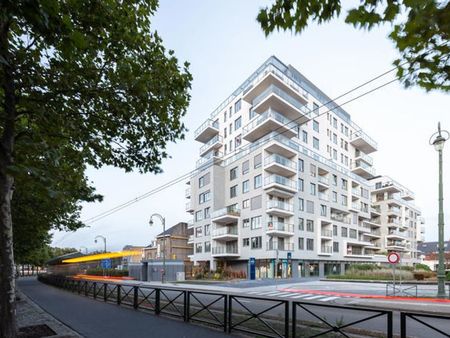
{"left": 257, "top": 0, "right": 450, "bottom": 91}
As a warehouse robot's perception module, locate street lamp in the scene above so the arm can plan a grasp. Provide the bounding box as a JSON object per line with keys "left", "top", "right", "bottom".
{"left": 94, "top": 235, "right": 107, "bottom": 253}
{"left": 149, "top": 213, "right": 166, "bottom": 283}
{"left": 79, "top": 246, "right": 88, "bottom": 254}
{"left": 429, "top": 122, "right": 449, "bottom": 298}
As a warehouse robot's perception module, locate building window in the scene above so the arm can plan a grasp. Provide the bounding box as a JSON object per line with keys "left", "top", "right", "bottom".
{"left": 320, "top": 204, "right": 327, "bottom": 216}
{"left": 199, "top": 190, "right": 210, "bottom": 204}
{"left": 310, "top": 183, "right": 316, "bottom": 195}
{"left": 195, "top": 210, "right": 203, "bottom": 222}
{"left": 332, "top": 175, "right": 337, "bottom": 186}
{"left": 242, "top": 180, "right": 249, "bottom": 193}
{"left": 195, "top": 226, "right": 203, "bottom": 237}
{"left": 254, "top": 174, "right": 262, "bottom": 189}
{"left": 234, "top": 116, "right": 242, "bottom": 130}
{"left": 333, "top": 117, "right": 337, "bottom": 128}
{"left": 341, "top": 194, "right": 347, "bottom": 206}
{"left": 302, "top": 130, "right": 308, "bottom": 143}
{"left": 298, "top": 237, "right": 304, "bottom": 250}
{"left": 234, "top": 99, "right": 241, "bottom": 113}
{"left": 341, "top": 179, "right": 348, "bottom": 189}
{"left": 313, "top": 103, "right": 319, "bottom": 116}
{"left": 333, "top": 149, "right": 337, "bottom": 160}
{"left": 299, "top": 198, "right": 304, "bottom": 211}
{"left": 333, "top": 225, "right": 338, "bottom": 236}
{"left": 251, "top": 236, "right": 262, "bottom": 249}
{"left": 204, "top": 207, "right": 210, "bottom": 219}
{"left": 341, "top": 227, "right": 348, "bottom": 237}
{"left": 195, "top": 243, "right": 202, "bottom": 253}
{"left": 223, "top": 111, "right": 227, "bottom": 122}
{"left": 230, "top": 185, "right": 238, "bottom": 198}
{"left": 306, "top": 200, "right": 314, "bottom": 213}
{"left": 235, "top": 134, "right": 242, "bottom": 148}
{"left": 310, "top": 164, "right": 316, "bottom": 177}
{"left": 332, "top": 191, "right": 338, "bottom": 202}
{"left": 224, "top": 127, "right": 227, "bottom": 138}
{"left": 349, "top": 229, "right": 357, "bottom": 239}
{"left": 298, "top": 218, "right": 304, "bottom": 231}
{"left": 299, "top": 159, "right": 304, "bottom": 172}
{"left": 298, "top": 178, "right": 304, "bottom": 191}
{"left": 230, "top": 167, "right": 238, "bottom": 180}
{"left": 306, "top": 219, "right": 314, "bottom": 232}
{"left": 333, "top": 242, "right": 339, "bottom": 253}
{"left": 251, "top": 216, "right": 262, "bottom": 229}
{"left": 242, "top": 218, "right": 250, "bottom": 228}
{"left": 199, "top": 174, "right": 209, "bottom": 188}
{"left": 204, "top": 224, "right": 210, "bottom": 236}
{"left": 204, "top": 241, "right": 211, "bottom": 253}
{"left": 313, "top": 137, "right": 319, "bottom": 150}
{"left": 333, "top": 133, "right": 337, "bottom": 144}
{"left": 254, "top": 153, "right": 262, "bottom": 168}
{"left": 307, "top": 239, "right": 314, "bottom": 251}
{"left": 242, "top": 160, "right": 249, "bottom": 175}
{"left": 242, "top": 199, "right": 250, "bottom": 209}
{"left": 313, "top": 120, "right": 319, "bottom": 132}
{"left": 243, "top": 238, "right": 250, "bottom": 247}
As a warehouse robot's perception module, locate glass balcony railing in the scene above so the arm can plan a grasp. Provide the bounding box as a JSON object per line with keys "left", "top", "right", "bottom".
{"left": 199, "top": 135, "right": 223, "bottom": 154}
{"left": 194, "top": 119, "right": 219, "bottom": 139}
{"left": 211, "top": 205, "right": 240, "bottom": 219}
{"left": 387, "top": 241, "right": 406, "bottom": 247}
{"left": 266, "top": 242, "right": 294, "bottom": 251}
{"left": 264, "top": 174, "right": 297, "bottom": 190}
{"left": 318, "top": 176, "right": 329, "bottom": 185}
{"left": 318, "top": 192, "right": 328, "bottom": 201}
{"left": 196, "top": 150, "right": 223, "bottom": 168}
{"left": 352, "top": 188, "right": 361, "bottom": 196}
{"left": 252, "top": 84, "right": 310, "bottom": 116}
{"left": 212, "top": 227, "right": 238, "bottom": 237}
{"left": 243, "top": 108, "right": 298, "bottom": 136}
{"left": 355, "top": 150, "right": 374, "bottom": 165}
{"left": 264, "top": 153, "right": 297, "bottom": 170}
{"left": 321, "top": 229, "right": 333, "bottom": 237}
{"left": 320, "top": 245, "right": 332, "bottom": 254}
{"left": 331, "top": 213, "right": 351, "bottom": 224}
{"left": 352, "top": 161, "right": 376, "bottom": 175}
{"left": 266, "top": 221, "right": 294, "bottom": 233}
{"left": 267, "top": 200, "right": 294, "bottom": 212}
{"left": 212, "top": 246, "right": 238, "bottom": 255}
{"left": 388, "top": 230, "right": 405, "bottom": 237}
{"left": 351, "top": 130, "right": 378, "bottom": 150}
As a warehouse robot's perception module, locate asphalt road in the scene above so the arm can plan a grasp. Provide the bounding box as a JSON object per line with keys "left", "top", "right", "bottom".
{"left": 18, "top": 278, "right": 231, "bottom": 338}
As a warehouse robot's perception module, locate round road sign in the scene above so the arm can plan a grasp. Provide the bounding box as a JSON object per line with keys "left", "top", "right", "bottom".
{"left": 387, "top": 252, "right": 400, "bottom": 264}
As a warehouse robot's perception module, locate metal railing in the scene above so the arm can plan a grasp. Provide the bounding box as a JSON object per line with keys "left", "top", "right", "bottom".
{"left": 400, "top": 312, "right": 450, "bottom": 338}
{"left": 264, "top": 153, "right": 297, "bottom": 170}
{"left": 212, "top": 227, "right": 238, "bottom": 237}
{"left": 252, "top": 84, "right": 310, "bottom": 116}
{"left": 243, "top": 108, "right": 298, "bottom": 136}
{"left": 266, "top": 221, "right": 294, "bottom": 233}
{"left": 267, "top": 200, "right": 294, "bottom": 212}
{"left": 199, "top": 135, "right": 223, "bottom": 155}
{"left": 350, "top": 129, "right": 378, "bottom": 150}
{"left": 264, "top": 174, "right": 297, "bottom": 190}
{"left": 211, "top": 205, "right": 240, "bottom": 219}
{"left": 212, "top": 246, "right": 238, "bottom": 255}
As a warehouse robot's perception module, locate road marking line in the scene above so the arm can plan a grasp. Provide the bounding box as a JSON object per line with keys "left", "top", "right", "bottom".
{"left": 259, "top": 291, "right": 285, "bottom": 296}
{"left": 279, "top": 293, "right": 296, "bottom": 297}
{"left": 303, "top": 295, "right": 325, "bottom": 300}
{"left": 290, "top": 294, "right": 312, "bottom": 299}
{"left": 318, "top": 296, "right": 340, "bottom": 302}
{"left": 270, "top": 292, "right": 292, "bottom": 297}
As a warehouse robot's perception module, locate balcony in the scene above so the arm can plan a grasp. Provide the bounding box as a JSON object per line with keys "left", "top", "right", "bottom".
{"left": 371, "top": 205, "right": 381, "bottom": 215}
{"left": 351, "top": 160, "right": 376, "bottom": 179}
{"left": 266, "top": 221, "right": 294, "bottom": 237}
{"left": 242, "top": 68, "right": 308, "bottom": 105}
{"left": 350, "top": 130, "right": 377, "bottom": 154}
{"left": 319, "top": 245, "right": 333, "bottom": 255}
{"left": 251, "top": 84, "right": 311, "bottom": 123}
{"left": 355, "top": 150, "right": 373, "bottom": 166}
{"left": 266, "top": 242, "right": 294, "bottom": 251}
{"left": 185, "top": 201, "right": 194, "bottom": 213}
{"left": 387, "top": 207, "right": 401, "bottom": 216}
{"left": 317, "top": 175, "right": 329, "bottom": 188}
{"left": 243, "top": 108, "right": 297, "bottom": 142}
{"left": 365, "top": 229, "right": 381, "bottom": 238}
{"left": 350, "top": 202, "right": 360, "bottom": 212}
{"left": 187, "top": 235, "right": 194, "bottom": 244}
{"left": 358, "top": 223, "right": 371, "bottom": 233}
{"left": 211, "top": 206, "right": 240, "bottom": 225}
{"left": 185, "top": 187, "right": 191, "bottom": 199}
{"left": 266, "top": 200, "right": 294, "bottom": 217}
{"left": 386, "top": 230, "right": 406, "bottom": 240}
{"left": 386, "top": 241, "right": 407, "bottom": 250}
{"left": 212, "top": 245, "right": 239, "bottom": 257}
{"left": 363, "top": 218, "right": 381, "bottom": 227}
{"left": 196, "top": 150, "right": 223, "bottom": 169}
{"left": 372, "top": 179, "right": 402, "bottom": 194}
{"left": 264, "top": 153, "right": 297, "bottom": 177}
{"left": 195, "top": 119, "right": 219, "bottom": 143}
{"left": 264, "top": 174, "right": 297, "bottom": 198}
{"left": 318, "top": 192, "right": 329, "bottom": 202}
{"left": 187, "top": 220, "right": 194, "bottom": 229}
{"left": 351, "top": 188, "right": 361, "bottom": 198}
{"left": 212, "top": 227, "right": 238, "bottom": 241}
{"left": 199, "top": 135, "right": 223, "bottom": 157}
{"left": 331, "top": 213, "right": 351, "bottom": 224}
{"left": 262, "top": 132, "right": 299, "bottom": 158}
{"left": 321, "top": 229, "right": 333, "bottom": 238}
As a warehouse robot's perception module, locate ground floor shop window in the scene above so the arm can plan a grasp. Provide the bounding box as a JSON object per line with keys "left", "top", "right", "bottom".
{"left": 324, "top": 263, "right": 341, "bottom": 275}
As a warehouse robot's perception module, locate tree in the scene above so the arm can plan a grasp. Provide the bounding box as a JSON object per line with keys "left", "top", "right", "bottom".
{"left": 0, "top": 1, "right": 192, "bottom": 336}
{"left": 257, "top": 0, "right": 450, "bottom": 91}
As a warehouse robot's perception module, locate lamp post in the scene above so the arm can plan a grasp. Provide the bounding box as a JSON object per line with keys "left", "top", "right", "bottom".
{"left": 79, "top": 246, "right": 88, "bottom": 254}
{"left": 149, "top": 213, "right": 166, "bottom": 283}
{"left": 94, "top": 235, "right": 107, "bottom": 253}
{"left": 429, "top": 122, "right": 449, "bottom": 298}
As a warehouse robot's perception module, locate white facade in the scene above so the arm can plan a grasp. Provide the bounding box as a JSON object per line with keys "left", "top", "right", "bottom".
{"left": 186, "top": 56, "right": 421, "bottom": 278}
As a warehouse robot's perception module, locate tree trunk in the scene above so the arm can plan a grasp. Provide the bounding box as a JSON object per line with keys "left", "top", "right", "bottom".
{"left": 0, "top": 13, "right": 17, "bottom": 338}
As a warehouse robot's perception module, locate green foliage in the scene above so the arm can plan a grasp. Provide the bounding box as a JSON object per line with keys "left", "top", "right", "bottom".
{"left": 349, "top": 264, "right": 380, "bottom": 271}
{"left": 257, "top": 0, "right": 450, "bottom": 91}
{"left": 86, "top": 268, "right": 128, "bottom": 277}
{"left": 446, "top": 272, "right": 450, "bottom": 281}
{"left": 415, "top": 263, "right": 431, "bottom": 271}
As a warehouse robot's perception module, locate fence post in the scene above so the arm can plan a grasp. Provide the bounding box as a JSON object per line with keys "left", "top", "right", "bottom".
{"left": 227, "top": 296, "right": 232, "bottom": 334}
{"left": 117, "top": 285, "right": 121, "bottom": 305}
{"left": 133, "top": 286, "right": 138, "bottom": 309}
{"left": 155, "top": 289, "right": 161, "bottom": 315}
{"left": 284, "top": 301, "right": 289, "bottom": 338}
{"left": 387, "top": 311, "right": 393, "bottom": 338}
{"left": 184, "top": 291, "right": 189, "bottom": 322}
{"left": 104, "top": 283, "right": 107, "bottom": 302}
{"left": 85, "top": 281, "right": 88, "bottom": 297}
{"left": 400, "top": 313, "right": 406, "bottom": 338}
{"left": 77, "top": 280, "right": 81, "bottom": 294}
{"left": 223, "top": 294, "right": 228, "bottom": 333}
{"left": 93, "top": 282, "right": 97, "bottom": 299}
{"left": 292, "top": 302, "right": 296, "bottom": 338}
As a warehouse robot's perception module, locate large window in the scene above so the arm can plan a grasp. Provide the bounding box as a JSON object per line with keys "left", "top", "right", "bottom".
{"left": 310, "top": 183, "right": 316, "bottom": 195}
{"left": 242, "top": 218, "right": 250, "bottom": 228}
{"left": 195, "top": 243, "right": 202, "bottom": 253}
{"left": 195, "top": 210, "right": 203, "bottom": 222}
{"left": 242, "top": 180, "right": 249, "bottom": 193}
{"left": 230, "top": 167, "right": 238, "bottom": 180}
{"left": 254, "top": 153, "right": 262, "bottom": 168}
{"left": 242, "top": 199, "right": 250, "bottom": 209}
{"left": 298, "top": 178, "right": 304, "bottom": 192}
{"left": 306, "top": 219, "right": 314, "bottom": 232}
{"left": 341, "top": 227, "right": 348, "bottom": 237}
{"left": 333, "top": 242, "right": 339, "bottom": 253}
{"left": 349, "top": 229, "right": 357, "bottom": 239}
{"left": 195, "top": 226, "right": 203, "bottom": 237}
{"left": 251, "top": 236, "right": 262, "bottom": 249}
{"left": 251, "top": 216, "right": 262, "bottom": 229}
{"left": 234, "top": 99, "right": 241, "bottom": 113}
{"left": 199, "top": 190, "right": 210, "bottom": 204}
{"left": 243, "top": 238, "right": 250, "bottom": 247}
{"left": 254, "top": 174, "right": 262, "bottom": 189}
{"left": 234, "top": 116, "right": 242, "bottom": 130}
{"left": 204, "top": 207, "right": 210, "bottom": 219}
{"left": 313, "top": 120, "right": 319, "bottom": 132}
{"left": 230, "top": 185, "right": 238, "bottom": 198}
{"left": 298, "top": 237, "right": 304, "bottom": 250}
{"left": 204, "top": 241, "right": 211, "bottom": 253}
{"left": 320, "top": 204, "right": 327, "bottom": 216}
{"left": 298, "top": 159, "right": 304, "bottom": 172}
{"left": 306, "top": 239, "right": 314, "bottom": 251}
{"left": 302, "top": 130, "right": 308, "bottom": 143}
{"left": 298, "top": 218, "right": 304, "bottom": 231}
{"left": 313, "top": 137, "right": 319, "bottom": 150}
{"left": 204, "top": 224, "right": 210, "bottom": 236}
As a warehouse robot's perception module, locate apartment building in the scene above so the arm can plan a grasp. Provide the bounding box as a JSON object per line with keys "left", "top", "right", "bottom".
{"left": 186, "top": 56, "right": 421, "bottom": 278}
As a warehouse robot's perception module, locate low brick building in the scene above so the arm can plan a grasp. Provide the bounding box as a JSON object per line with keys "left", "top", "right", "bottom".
{"left": 418, "top": 241, "right": 450, "bottom": 271}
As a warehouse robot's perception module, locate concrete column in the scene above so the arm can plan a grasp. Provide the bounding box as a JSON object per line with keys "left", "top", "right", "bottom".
{"left": 305, "top": 262, "right": 310, "bottom": 277}
{"left": 291, "top": 260, "right": 299, "bottom": 278}
{"left": 319, "top": 262, "right": 325, "bottom": 278}
{"left": 210, "top": 259, "right": 217, "bottom": 271}
{"left": 340, "top": 262, "right": 346, "bottom": 275}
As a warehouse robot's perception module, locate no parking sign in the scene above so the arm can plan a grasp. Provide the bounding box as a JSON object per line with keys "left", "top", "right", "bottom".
{"left": 387, "top": 252, "right": 400, "bottom": 264}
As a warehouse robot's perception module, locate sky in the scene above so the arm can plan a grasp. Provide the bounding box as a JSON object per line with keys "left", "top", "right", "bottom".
{"left": 51, "top": 0, "right": 450, "bottom": 252}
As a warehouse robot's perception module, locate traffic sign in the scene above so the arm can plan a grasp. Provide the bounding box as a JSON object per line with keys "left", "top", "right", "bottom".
{"left": 101, "top": 259, "right": 112, "bottom": 269}
{"left": 387, "top": 252, "right": 400, "bottom": 264}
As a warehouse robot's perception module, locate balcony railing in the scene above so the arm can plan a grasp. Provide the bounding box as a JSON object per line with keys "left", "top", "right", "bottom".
{"left": 355, "top": 150, "right": 374, "bottom": 165}
{"left": 243, "top": 108, "right": 297, "bottom": 135}
{"left": 352, "top": 188, "right": 361, "bottom": 196}
{"left": 264, "top": 153, "right": 297, "bottom": 170}
{"left": 267, "top": 200, "right": 294, "bottom": 212}
{"left": 266, "top": 221, "right": 294, "bottom": 233}
{"left": 352, "top": 161, "right": 376, "bottom": 176}
{"left": 194, "top": 118, "right": 219, "bottom": 139}
{"left": 264, "top": 174, "right": 297, "bottom": 190}
{"left": 351, "top": 130, "right": 378, "bottom": 150}
{"left": 388, "top": 230, "right": 405, "bottom": 237}
{"left": 212, "top": 227, "right": 238, "bottom": 237}
{"left": 185, "top": 187, "right": 191, "bottom": 198}
{"left": 318, "top": 175, "right": 329, "bottom": 185}
{"left": 318, "top": 192, "right": 328, "bottom": 201}
{"left": 321, "top": 229, "right": 333, "bottom": 237}
{"left": 211, "top": 205, "right": 240, "bottom": 219}
{"left": 331, "top": 213, "right": 351, "bottom": 224}
{"left": 266, "top": 242, "right": 294, "bottom": 251}
{"left": 196, "top": 150, "right": 223, "bottom": 168}
{"left": 320, "top": 245, "right": 332, "bottom": 254}
{"left": 199, "top": 134, "right": 223, "bottom": 155}
{"left": 387, "top": 241, "right": 406, "bottom": 247}
{"left": 252, "top": 84, "right": 310, "bottom": 116}
{"left": 212, "top": 246, "right": 238, "bottom": 255}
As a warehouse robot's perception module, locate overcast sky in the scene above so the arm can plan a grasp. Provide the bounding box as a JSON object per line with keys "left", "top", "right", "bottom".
{"left": 51, "top": 0, "right": 450, "bottom": 252}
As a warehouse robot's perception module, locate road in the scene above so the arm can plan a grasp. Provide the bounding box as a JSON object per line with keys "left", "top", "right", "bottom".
{"left": 18, "top": 278, "right": 231, "bottom": 338}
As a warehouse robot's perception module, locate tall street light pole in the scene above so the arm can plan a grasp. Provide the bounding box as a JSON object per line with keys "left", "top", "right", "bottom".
{"left": 149, "top": 213, "right": 166, "bottom": 283}
{"left": 94, "top": 235, "right": 107, "bottom": 253}
{"left": 429, "top": 122, "right": 449, "bottom": 298}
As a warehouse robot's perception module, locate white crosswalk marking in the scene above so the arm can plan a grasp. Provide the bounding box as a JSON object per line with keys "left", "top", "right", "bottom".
{"left": 259, "top": 291, "right": 286, "bottom": 296}
{"left": 279, "top": 293, "right": 296, "bottom": 297}
{"left": 319, "top": 296, "right": 339, "bottom": 302}
{"left": 303, "top": 295, "right": 325, "bottom": 300}
{"left": 270, "top": 292, "right": 292, "bottom": 297}
{"left": 290, "top": 294, "right": 312, "bottom": 299}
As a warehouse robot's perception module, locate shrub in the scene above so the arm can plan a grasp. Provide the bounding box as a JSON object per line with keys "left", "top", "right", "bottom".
{"left": 415, "top": 263, "right": 431, "bottom": 271}
{"left": 414, "top": 272, "right": 425, "bottom": 280}
{"left": 349, "top": 264, "right": 380, "bottom": 271}
{"left": 446, "top": 272, "right": 450, "bottom": 281}
{"left": 399, "top": 266, "right": 414, "bottom": 271}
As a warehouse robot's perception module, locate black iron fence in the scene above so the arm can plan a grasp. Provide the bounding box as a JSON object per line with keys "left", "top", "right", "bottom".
{"left": 38, "top": 274, "right": 450, "bottom": 338}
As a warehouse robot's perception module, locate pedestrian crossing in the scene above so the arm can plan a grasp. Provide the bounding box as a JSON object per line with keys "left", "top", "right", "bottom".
{"left": 245, "top": 290, "right": 341, "bottom": 303}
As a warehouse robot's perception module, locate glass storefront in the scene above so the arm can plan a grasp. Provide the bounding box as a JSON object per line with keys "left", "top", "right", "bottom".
{"left": 324, "top": 263, "right": 341, "bottom": 275}
{"left": 255, "top": 259, "right": 291, "bottom": 279}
